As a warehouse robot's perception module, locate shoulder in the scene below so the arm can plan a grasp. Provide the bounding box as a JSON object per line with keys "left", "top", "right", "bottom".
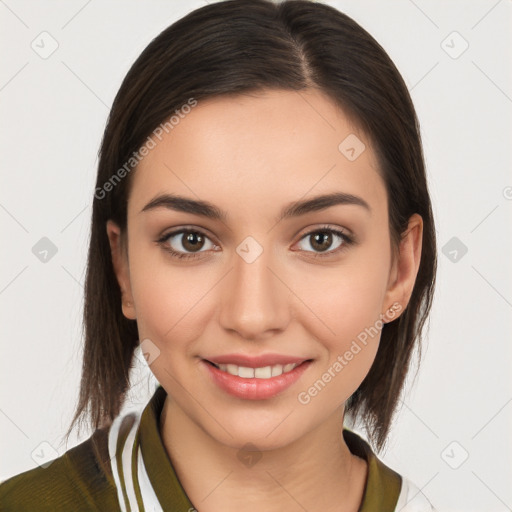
{"left": 0, "top": 427, "right": 119, "bottom": 512}
{"left": 395, "top": 475, "right": 438, "bottom": 512}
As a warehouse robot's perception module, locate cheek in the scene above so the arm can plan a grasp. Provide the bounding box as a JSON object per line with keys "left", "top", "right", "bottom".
{"left": 294, "top": 271, "right": 386, "bottom": 409}
{"left": 129, "top": 264, "right": 215, "bottom": 391}
{"left": 295, "top": 252, "right": 391, "bottom": 346}
{"left": 290, "top": 246, "right": 391, "bottom": 402}
{"left": 128, "top": 247, "right": 215, "bottom": 354}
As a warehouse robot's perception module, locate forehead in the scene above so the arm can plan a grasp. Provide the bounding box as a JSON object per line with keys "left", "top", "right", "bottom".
{"left": 130, "top": 88, "right": 385, "bottom": 220}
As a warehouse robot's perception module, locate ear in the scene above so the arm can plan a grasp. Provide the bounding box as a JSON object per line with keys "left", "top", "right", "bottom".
{"left": 382, "top": 213, "right": 423, "bottom": 321}
{"left": 106, "top": 220, "right": 137, "bottom": 320}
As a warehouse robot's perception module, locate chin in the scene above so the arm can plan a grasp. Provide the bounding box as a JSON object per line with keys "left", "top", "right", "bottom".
{"left": 204, "top": 406, "right": 311, "bottom": 451}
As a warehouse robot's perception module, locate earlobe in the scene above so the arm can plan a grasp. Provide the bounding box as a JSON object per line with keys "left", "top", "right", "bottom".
{"left": 106, "top": 220, "right": 137, "bottom": 320}
{"left": 383, "top": 214, "right": 423, "bottom": 321}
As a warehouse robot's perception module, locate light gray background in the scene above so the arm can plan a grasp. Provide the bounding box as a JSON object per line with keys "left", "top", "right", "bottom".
{"left": 1, "top": 1, "right": 511, "bottom": 511}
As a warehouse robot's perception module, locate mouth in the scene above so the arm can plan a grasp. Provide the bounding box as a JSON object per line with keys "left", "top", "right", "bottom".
{"left": 204, "top": 359, "right": 312, "bottom": 379}
{"left": 201, "top": 357, "right": 314, "bottom": 400}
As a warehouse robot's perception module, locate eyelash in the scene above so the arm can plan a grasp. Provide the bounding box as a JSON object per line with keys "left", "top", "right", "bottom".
{"left": 156, "top": 225, "right": 355, "bottom": 261}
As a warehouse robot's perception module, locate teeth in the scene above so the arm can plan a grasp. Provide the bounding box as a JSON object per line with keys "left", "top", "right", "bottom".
{"left": 226, "top": 364, "right": 238, "bottom": 375}
{"left": 238, "top": 366, "right": 254, "bottom": 378}
{"left": 255, "top": 366, "right": 272, "bottom": 378}
{"left": 271, "top": 365, "right": 283, "bottom": 377}
{"left": 216, "top": 362, "right": 299, "bottom": 379}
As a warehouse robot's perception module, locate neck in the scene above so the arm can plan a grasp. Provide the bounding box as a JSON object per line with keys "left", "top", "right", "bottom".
{"left": 159, "top": 397, "right": 368, "bottom": 512}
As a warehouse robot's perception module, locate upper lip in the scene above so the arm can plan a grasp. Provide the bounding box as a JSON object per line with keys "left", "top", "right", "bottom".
{"left": 205, "top": 353, "right": 311, "bottom": 368}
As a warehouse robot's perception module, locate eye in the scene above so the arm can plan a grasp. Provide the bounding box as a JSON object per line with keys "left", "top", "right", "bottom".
{"left": 157, "top": 228, "right": 217, "bottom": 260}
{"left": 157, "top": 224, "right": 355, "bottom": 261}
{"left": 295, "top": 225, "right": 354, "bottom": 258}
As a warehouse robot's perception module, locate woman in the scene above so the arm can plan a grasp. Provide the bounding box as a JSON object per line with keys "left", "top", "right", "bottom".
{"left": 0, "top": 0, "right": 437, "bottom": 510}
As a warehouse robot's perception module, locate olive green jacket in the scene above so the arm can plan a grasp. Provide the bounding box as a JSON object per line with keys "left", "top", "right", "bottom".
{"left": 0, "top": 385, "right": 434, "bottom": 511}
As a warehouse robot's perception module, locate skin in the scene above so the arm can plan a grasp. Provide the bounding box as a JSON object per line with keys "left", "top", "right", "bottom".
{"left": 107, "top": 88, "right": 423, "bottom": 512}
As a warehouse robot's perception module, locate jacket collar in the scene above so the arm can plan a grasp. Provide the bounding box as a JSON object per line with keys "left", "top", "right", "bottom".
{"left": 111, "top": 384, "right": 401, "bottom": 511}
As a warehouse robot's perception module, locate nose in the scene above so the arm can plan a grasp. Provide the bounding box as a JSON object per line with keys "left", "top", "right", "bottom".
{"left": 218, "top": 247, "right": 290, "bottom": 341}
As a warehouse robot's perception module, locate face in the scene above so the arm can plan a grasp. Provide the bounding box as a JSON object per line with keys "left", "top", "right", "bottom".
{"left": 107, "top": 88, "right": 422, "bottom": 450}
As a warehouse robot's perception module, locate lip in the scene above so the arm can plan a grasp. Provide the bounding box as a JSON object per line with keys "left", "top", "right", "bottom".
{"left": 201, "top": 358, "right": 313, "bottom": 400}
{"left": 205, "top": 353, "right": 309, "bottom": 368}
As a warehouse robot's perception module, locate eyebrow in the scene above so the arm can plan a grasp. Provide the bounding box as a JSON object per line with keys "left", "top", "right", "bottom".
{"left": 140, "top": 191, "right": 371, "bottom": 222}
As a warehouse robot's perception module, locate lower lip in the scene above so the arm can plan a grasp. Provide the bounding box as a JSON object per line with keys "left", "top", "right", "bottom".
{"left": 202, "top": 359, "right": 312, "bottom": 400}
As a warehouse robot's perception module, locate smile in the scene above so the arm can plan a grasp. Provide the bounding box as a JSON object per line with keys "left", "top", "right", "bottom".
{"left": 210, "top": 362, "right": 299, "bottom": 379}
{"left": 202, "top": 359, "right": 313, "bottom": 400}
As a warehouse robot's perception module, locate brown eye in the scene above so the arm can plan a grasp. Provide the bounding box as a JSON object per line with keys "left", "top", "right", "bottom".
{"left": 309, "top": 231, "right": 335, "bottom": 252}
{"left": 157, "top": 229, "right": 216, "bottom": 260}
{"left": 296, "top": 227, "right": 353, "bottom": 258}
{"left": 180, "top": 231, "right": 206, "bottom": 252}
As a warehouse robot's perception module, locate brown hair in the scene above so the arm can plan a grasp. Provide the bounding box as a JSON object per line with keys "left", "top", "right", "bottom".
{"left": 65, "top": 0, "right": 436, "bottom": 453}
